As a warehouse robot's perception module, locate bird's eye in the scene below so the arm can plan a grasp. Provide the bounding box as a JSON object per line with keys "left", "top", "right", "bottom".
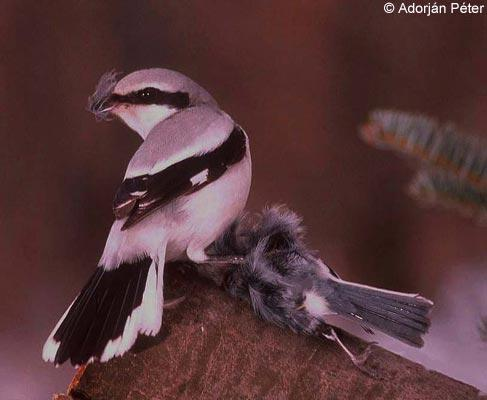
{"left": 137, "top": 87, "right": 159, "bottom": 100}
{"left": 123, "top": 87, "right": 189, "bottom": 108}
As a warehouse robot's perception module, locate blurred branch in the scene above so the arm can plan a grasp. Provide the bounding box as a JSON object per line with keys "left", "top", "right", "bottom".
{"left": 409, "top": 169, "right": 487, "bottom": 225}
{"left": 360, "top": 110, "right": 487, "bottom": 224}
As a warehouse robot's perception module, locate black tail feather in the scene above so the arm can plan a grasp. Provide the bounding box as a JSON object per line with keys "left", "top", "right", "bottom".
{"left": 43, "top": 258, "right": 152, "bottom": 366}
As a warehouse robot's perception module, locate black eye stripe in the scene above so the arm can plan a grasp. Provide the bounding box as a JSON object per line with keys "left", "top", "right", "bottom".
{"left": 110, "top": 88, "right": 190, "bottom": 108}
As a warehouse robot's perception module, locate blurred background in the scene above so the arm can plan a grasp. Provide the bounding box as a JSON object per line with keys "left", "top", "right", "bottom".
{"left": 1, "top": 1, "right": 486, "bottom": 398}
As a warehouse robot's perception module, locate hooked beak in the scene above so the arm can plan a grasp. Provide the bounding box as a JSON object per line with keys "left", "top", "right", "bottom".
{"left": 96, "top": 97, "right": 116, "bottom": 113}
{"left": 88, "top": 96, "right": 117, "bottom": 121}
{"left": 86, "top": 70, "right": 121, "bottom": 121}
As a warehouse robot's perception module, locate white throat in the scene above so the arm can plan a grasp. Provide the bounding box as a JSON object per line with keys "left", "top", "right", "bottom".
{"left": 114, "top": 104, "right": 178, "bottom": 139}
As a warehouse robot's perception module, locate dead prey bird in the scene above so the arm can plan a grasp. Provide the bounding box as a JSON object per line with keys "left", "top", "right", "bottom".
{"left": 205, "top": 206, "right": 433, "bottom": 371}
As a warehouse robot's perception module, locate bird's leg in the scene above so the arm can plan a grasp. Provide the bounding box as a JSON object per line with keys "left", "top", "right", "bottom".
{"left": 324, "top": 328, "right": 377, "bottom": 376}
{"left": 188, "top": 243, "right": 245, "bottom": 267}
{"left": 186, "top": 244, "right": 245, "bottom": 285}
{"left": 203, "top": 255, "right": 245, "bottom": 266}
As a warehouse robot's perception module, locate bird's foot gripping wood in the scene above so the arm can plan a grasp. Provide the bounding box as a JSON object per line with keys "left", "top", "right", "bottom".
{"left": 325, "top": 329, "right": 378, "bottom": 378}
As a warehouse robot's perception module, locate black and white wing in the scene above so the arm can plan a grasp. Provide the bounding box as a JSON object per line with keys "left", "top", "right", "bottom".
{"left": 114, "top": 125, "right": 247, "bottom": 230}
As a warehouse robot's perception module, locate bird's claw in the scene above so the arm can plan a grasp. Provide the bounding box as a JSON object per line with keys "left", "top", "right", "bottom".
{"left": 327, "top": 329, "right": 379, "bottom": 377}
{"left": 351, "top": 342, "right": 377, "bottom": 366}
{"left": 348, "top": 342, "right": 379, "bottom": 377}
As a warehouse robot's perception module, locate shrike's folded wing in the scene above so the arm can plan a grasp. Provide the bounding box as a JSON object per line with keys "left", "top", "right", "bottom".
{"left": 114, "top": 121, "right": 247, "bottom": 230}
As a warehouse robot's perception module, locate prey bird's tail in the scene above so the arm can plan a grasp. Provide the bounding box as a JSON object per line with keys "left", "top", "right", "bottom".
{"left": 42, "top": 257, "right": 164, "bottom": 366}
{"left": 324, "top": 278, "right": 433, "bottom": 347}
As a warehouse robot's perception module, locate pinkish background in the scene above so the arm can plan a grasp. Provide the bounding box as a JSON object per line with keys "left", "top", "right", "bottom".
{"left": 1, "top": 1, "right": 486, "bottom": 398}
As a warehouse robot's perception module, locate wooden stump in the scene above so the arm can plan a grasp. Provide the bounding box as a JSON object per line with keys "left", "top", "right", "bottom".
{"left": 55, "top": 265, "right": 480, "bottom": 400}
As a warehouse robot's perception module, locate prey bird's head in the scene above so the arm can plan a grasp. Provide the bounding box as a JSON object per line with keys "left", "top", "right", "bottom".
{"left": 88, "top": 68, "right": 217, "bottom": 138}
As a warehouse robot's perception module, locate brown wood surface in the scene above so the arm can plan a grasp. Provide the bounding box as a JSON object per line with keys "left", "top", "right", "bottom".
{"left": 55, "top": 266, "right": 480, "bottom": 400}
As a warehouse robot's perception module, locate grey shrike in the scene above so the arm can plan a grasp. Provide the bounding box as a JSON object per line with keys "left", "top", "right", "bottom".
{"left": 42, "top": 68, "right": 251, "bottom": 366}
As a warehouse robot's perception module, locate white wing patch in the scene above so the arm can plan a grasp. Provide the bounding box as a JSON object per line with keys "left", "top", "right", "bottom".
{"left": 131, "top": 190, "right": 147, "bottom": 196}
{"left": 190, "top": 169, "right": 209, "bottom": 186}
